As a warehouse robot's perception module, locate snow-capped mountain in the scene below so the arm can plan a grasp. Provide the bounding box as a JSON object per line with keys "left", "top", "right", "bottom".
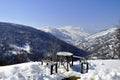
{"left": 78, "top": 27, "right": 120, "bottom": 59}
{"left": 39, "top": 26, "right": 89, "bottom": 46}
{"left": 86, "top": 28, "right": 117, "bottom": 39}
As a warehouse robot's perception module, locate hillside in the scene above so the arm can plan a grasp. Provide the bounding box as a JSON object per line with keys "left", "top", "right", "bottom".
{"left": 0, "top": 22, "right": 88, "bottom": 65}
{"left": 78, "top": 27, "right": 120, "bottom": 59}
{"left": 40, "top": 26, "right": 120, "bottom": 59}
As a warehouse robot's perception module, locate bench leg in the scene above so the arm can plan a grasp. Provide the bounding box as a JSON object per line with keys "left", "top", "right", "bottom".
{"left": 46, "top": 63, "right": 49, "bottom": 65}
{"left": 66, "top": 57, "right": 69, "bottom": 71}
{"left": 41, "top": 60, "right": 43, "bottom": 65}
{"left": 71, "top": 56, "right": 73, "bottom": 66}
{"left": 51, "top": 65, "right": 53, "bottom": 75}
{"left": 55, "top": 63, "right": 58, "bottom": 73}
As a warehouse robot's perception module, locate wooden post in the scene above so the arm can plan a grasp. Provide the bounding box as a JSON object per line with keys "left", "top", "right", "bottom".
{"left": 71, "top": 55, "right": 73, "bottom": 66}
{"left": 66, "top": 56, "right": 69, "bottom": 71}
{"left": 55, "top": 63, "right": 58, "bottom": 73}
{"left": 41, "top": 60, "right": 43, "bottom": 65}
{"left": 51, "top": 65, "right": 53, "bottom": 75}
{"left": 86, "top": 62, "right": 89, "bottom": 73}
{"left": 81, "top": 62, "right": 83, "bottom": 73}
{"left": 81, "top": 62, "right": 89, "bottom": 74}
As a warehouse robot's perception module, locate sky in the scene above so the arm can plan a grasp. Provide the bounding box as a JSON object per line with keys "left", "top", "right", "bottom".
{"left": 0, "top": 0, "right": 120, "bottom": 33}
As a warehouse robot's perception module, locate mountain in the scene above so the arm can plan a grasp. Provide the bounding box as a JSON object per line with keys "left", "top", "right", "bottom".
{"left": 39, "top": 26, "right": 89, "bottom": 46}
{"left": 39, "top": 26, "right": 120, "bottom": 59}
{"left": 0, "top": 22, "right": 88, "bottom": 65}
{"left": 78, "top": 27, "right": 120, "bottom": 59}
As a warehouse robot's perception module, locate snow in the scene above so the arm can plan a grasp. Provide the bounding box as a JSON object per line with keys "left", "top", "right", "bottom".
{"left": 0, "top": 60, "right": 120, "bottom": 80}
{"left": 79, "top": 27, "right": 119, "bottom": 59}
{"left": 81, "top": 60, "right": 120, "bottom": 80}
{"left": 0, "top": 62, "right": 63, "bottom": 80}
{"left": 10, "top": 43, "right": 31, "bottom": 54}
{"left": 87, "top": 28, "right": 117, "bottom": 39}
{"left": 59, "top": 26, "right": 89, "bottom": 39}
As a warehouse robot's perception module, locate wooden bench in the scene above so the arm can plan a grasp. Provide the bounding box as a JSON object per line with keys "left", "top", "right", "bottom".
{"left": 41, "top": 60, "right": 58, "bottom": 75}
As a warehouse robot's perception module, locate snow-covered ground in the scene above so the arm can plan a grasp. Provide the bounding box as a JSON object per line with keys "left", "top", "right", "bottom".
{"left": 0, "top": 60, "right": 120, "bottom": 80}
{"left": 81, "top": 60, "right": 120, "bottom": 80}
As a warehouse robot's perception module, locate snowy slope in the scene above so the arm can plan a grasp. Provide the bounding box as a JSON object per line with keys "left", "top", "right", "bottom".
{"left": 78, "top": 27, "right": 119, "bottom": 59}
{"left": 87, "top": 28, "right": 117, "bottom": 39}
{"left": 0, "top": 60, "right": 120, "bottom": 80}
{"left": 39, "top": 26, "right": 89, "bottom": 46}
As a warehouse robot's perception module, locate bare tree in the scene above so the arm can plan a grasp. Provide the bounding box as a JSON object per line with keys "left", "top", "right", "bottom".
{"left": 16, "top": 50, "right": 29, "bottom": 63}
{"left": 47, "top": 39, "right": 60, "bottom": 61}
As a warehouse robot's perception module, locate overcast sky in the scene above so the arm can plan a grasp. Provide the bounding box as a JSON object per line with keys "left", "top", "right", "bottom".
{"left": 0, "top": 0, "right": 120, "bottom": 33}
